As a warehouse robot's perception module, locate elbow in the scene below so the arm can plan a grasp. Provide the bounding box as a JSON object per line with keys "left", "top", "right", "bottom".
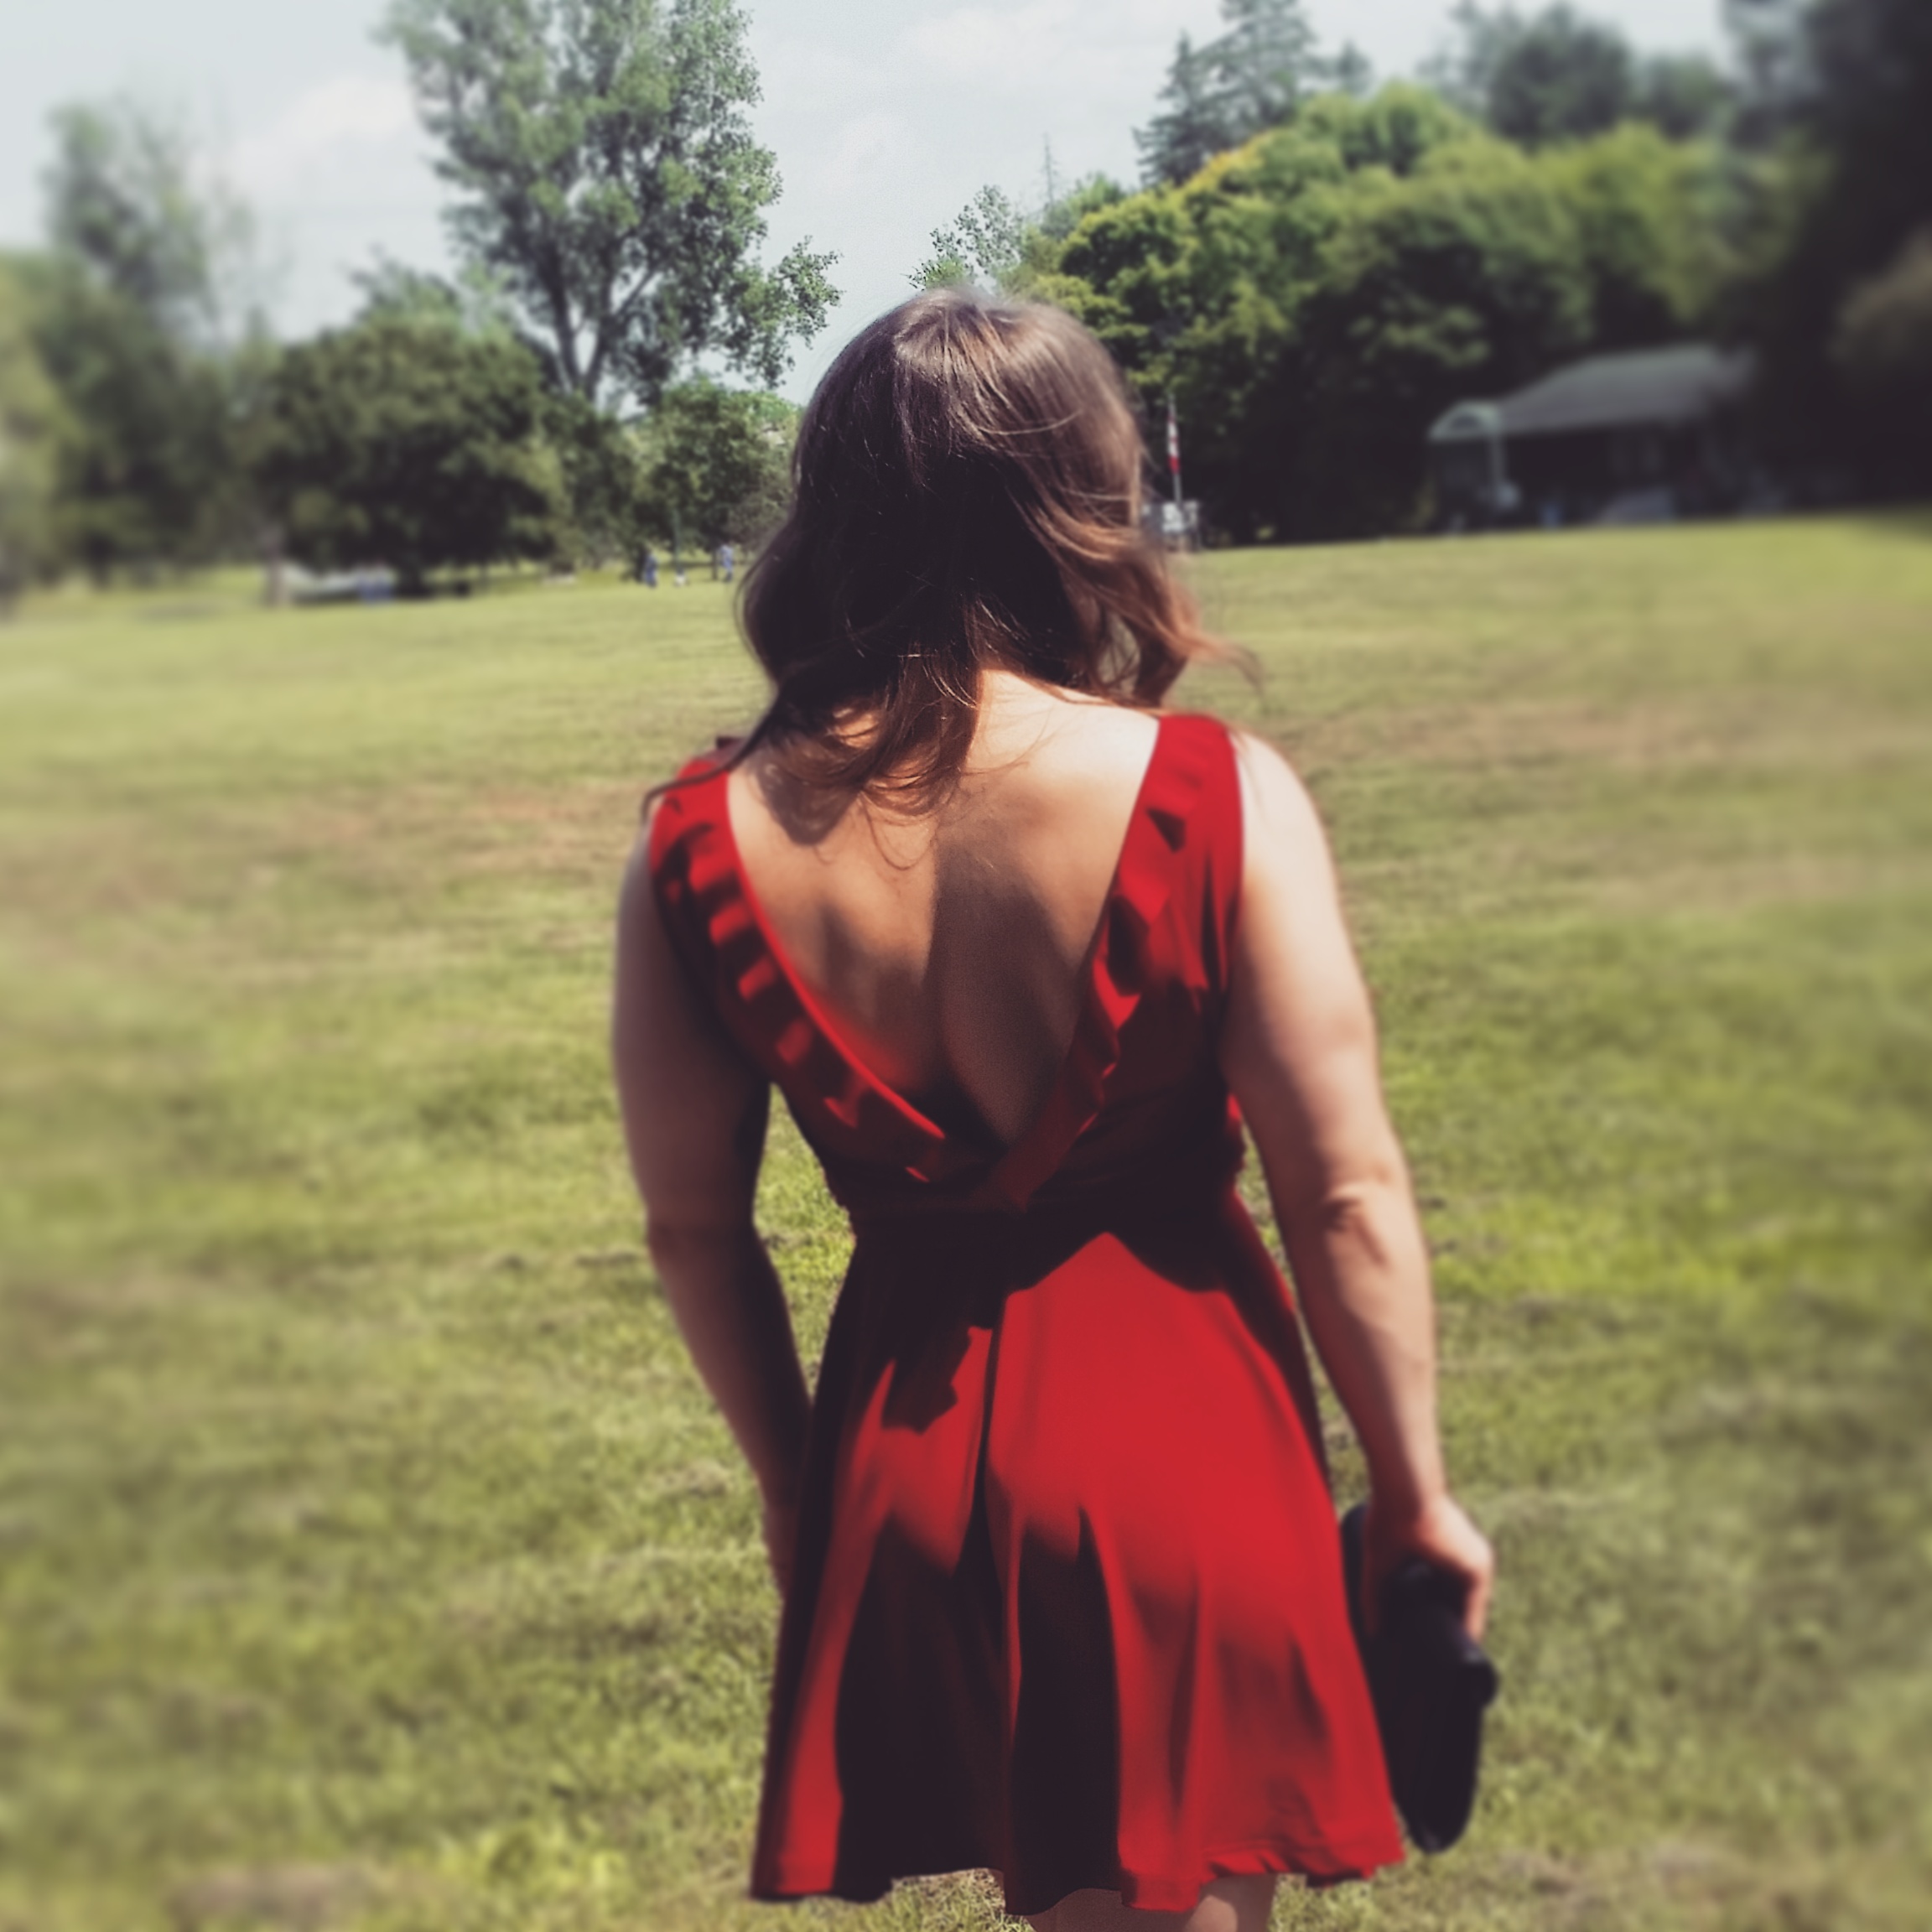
{"left": 644, "top": 1206, "right": 759, "bottom": 1274}
{"left": 1314, "top": 1171, "right": 1405, "bottom": 1238}
{"left": 1280, "top": 1159, "right": 1413, "bottom": 1257}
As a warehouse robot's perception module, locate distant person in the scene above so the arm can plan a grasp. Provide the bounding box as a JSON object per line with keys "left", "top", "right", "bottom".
{"left": 718, "top": 541, "right": 735, "bottom": 584}
{"left": 613, "top": 289, "right": 1492, "bottom": 1932}
{"left": 639, "top": 548, "right": 659, "bottom": 589}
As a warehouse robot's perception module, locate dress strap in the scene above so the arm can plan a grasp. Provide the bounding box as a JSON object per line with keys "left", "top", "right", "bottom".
{"left": 984, "top": 711, "right": 1239, "bottom": 1208}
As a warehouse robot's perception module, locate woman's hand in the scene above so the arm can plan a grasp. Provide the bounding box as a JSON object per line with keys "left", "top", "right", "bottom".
{"left": 761, "top": 1490, "right": 801, "bottom": 1597}
{"left": 1364, "top": 1490, "right": 1494, "bottom": 1641}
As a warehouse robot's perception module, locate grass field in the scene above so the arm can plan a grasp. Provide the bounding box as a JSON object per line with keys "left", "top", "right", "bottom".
{"left": 3, "top": 517, "right": 1929, "bottom": 1932}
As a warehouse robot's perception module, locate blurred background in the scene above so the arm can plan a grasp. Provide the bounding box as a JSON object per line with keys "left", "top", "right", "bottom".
{"left": 1, "top": 0, "right": 1927, "bottom": 587}
{"left": 1, "top": 3, "right": 1928, "bottom": 1930}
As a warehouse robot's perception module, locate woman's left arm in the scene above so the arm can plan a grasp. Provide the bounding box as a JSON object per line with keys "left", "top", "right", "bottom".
{"left": 612, "top": 827, "right": 811, "bottom": 1587}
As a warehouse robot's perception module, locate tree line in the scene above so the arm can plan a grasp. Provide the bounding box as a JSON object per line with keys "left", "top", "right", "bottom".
{"left": 925, "top": 0, "right": 1931, "bottom": 543}
{"left": 0, "top": 0, "right": 829, "bottom": 604}
{"left": 3, "top": 0, "right": 1927, "bottom": 600}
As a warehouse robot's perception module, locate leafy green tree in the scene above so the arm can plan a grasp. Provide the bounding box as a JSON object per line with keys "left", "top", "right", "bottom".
{"left": 1138, "top": 0, "right": 1363, "bottom": 185}
{"left": 26, "top": 98, "right": 261, "bottom": 574}
{"left": 381, "top": 0, "right": 838, "bottom": 408}
{"left": 252, "top": 315, "right": 564, "bottom": 593}
{"left": 1547, "top": 123, "right": 1737, "bottom": 345}
{"left": 917, "top": 187, "right": 1031, "bottom": 291}
{"left": 1137, "top": 37, "right": 1239, "bottom": 190}
{"left": 1036, "top": 175, "right": 1128, "bottom": 245}
{"left": 1431, "top": 4, "right": 1634, "bottom": 146}
{"left": 352, "top": 253, "right": 639, "bottom": 565}
{"left": 1633, "top": 53, "right": 1735, "bottom": 141}
{"left": 1487, "top": 5, "right": 1633, "bottom": 144}
{"left": 1208, "top": 0, "right": 1324, "bottom": 137}
{"left": 1054, "top": 86, "right": 1743, "bottom": 539}
{"left": 545, "top": 390, "right": 646, "bottom": 564}
{"left": 634, "top": 378, "right": 793, "bottom": 558}
{"left": 351, "top": 254, "right": 518, "bottom": 338}
{"left": 1726, "top": 0, "right": 1932, "bottom": 478}
{"left": 1280, "top": 133, "right": 1594, "bottom": 535}
{"left": 1831, "top": 229, "right": 1932, "bottom": 493}
{"left": 12, "top": 252, "right": 236, "bottom": 575}
{"left": 0, "top": 267, "right": 67, "bottom": 607}
{"left": 914, "top": 177, "right": 1127, "bottom": 297}
{"left": 44, "top": 99, "right": 257, "bottom": 351}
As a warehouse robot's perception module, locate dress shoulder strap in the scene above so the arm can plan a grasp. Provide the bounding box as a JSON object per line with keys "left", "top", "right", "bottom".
{"left": 644, "top": 750, "right": 743, "bottom": 1026}
{"left": 1151, "top": 712, "right": 1244, "bottom": 1005}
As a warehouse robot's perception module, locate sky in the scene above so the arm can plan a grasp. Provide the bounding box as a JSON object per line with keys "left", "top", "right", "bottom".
{"left": 0, "top": 0, "right": 1728, "bottom": 402}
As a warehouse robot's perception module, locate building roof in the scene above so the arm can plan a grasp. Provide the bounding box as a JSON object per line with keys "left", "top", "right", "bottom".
{"left": 1429, "top": 344, "right": 1756, "bottom": 444}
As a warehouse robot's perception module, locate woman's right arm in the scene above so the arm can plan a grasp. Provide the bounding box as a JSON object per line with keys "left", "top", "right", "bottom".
{"left": 1218, "top": 735, "right": 1493, "bottom": 1637}
{"left": 612, "top": 823, "right": 812, "bottom": 1589}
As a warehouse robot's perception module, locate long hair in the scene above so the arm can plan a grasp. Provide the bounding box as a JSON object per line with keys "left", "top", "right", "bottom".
{"left": 734, "top": 288, "right": 1230, "bottom": 802}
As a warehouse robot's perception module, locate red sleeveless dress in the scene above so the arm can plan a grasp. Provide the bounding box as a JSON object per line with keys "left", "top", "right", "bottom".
{"left": 648, "top": 713, "right": 1402, "bottom": 1917}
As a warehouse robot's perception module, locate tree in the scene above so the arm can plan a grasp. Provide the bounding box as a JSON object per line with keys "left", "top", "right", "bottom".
{"left": 1210, "top": 0, "right": 1324, "bottom": 137}
{"left": 1137, "top": 0, "right": 1348, "bottom": 186}
{"left": 352, "top": 253, "right": 639, "bottom": 565}
{"left": 381, "top": 0, "right": 838, "bottom": 408}
{"left": 1725, "top": 0, "right": 1932, "bottom": 477}
{"left": 1430, "top": 4, "right": 1635, "bottom": 146}
{"left": 913, "top": 177, "right": 1127, "bottom": 298}
{"left": 917, "top": 186, "right": 1031, "bottom": 291}
{"left": 1546, "top": 124, "right": 1737, "bottom": 346}
{"left": 44, "top": 99, "right": 258, "bottom": 351}
{"left": 26, "top": 97, "right": 262, "bottom": 574}
{"left": 1831, "top": 230, "right": 1932, "bottom": 494}
{"left": 1137, "top": 38, "right": 1241, "bottom": 190}
{"left": 0, "top": 266, "right": 67, "bottom": 608}
{"left": 1488, "top": 6, "right": 1633, "bottom": 144}
{"left": 252, "top": 315, "right": 564, "bottom": 592}
{"left": 351, "top": 254, "right": 518, "bottom": 339}
{"left": 13, "top": 252, "right": 236, "bottom": 575}
{"left": 1633, "top": 54, "right": 1735, "bottom": 141}
{"left": 635, "top": 378, "right": 793, "bottom": 558}
{"left": 1053, "top": 86, "right": 1745, "bottom": 540}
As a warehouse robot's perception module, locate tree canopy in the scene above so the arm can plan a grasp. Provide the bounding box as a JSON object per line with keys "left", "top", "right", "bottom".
{"left": 1727, "top": 0, "right": 1932, "bottom": 486}
{"left": 43, "top": 98, "right": 257, "bottom": 351}
{"left": 634, "top": 378, "right": 793, "bottom": 554}
{"left": 1136, "top": 0, "right": 1369, "bottom": 187}
{"left": 1429, "top": 5, "right": 1733, "bottom": 146}
{"left": 251, "top": 315, "right": 564, "bottom": 591}
{"left": 382, "top": 0, "right": 838, "bottom": 408}
{"left": 1051, "top": 86, "right": 1734, "bottom": 541}
{"left": 0, "top": 266, "right": 66, "bottom": 604}
{"left": 15, "top": 98, "right": 262, "bottom": 576}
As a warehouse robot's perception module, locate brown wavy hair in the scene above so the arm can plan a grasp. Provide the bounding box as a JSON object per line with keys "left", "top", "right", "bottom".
{"left": 732, "top": 288, "right": 1230, "bottom": 802}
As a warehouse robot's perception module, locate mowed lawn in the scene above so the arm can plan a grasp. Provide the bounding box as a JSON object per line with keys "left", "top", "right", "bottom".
{"left": 2, "top": 518, "right": 1929, "bottom": 1932}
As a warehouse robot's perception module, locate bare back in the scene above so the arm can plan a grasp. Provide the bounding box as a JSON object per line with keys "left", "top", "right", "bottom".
{"left": 725, "top": 673, "right": 1161, "bottom": 1149}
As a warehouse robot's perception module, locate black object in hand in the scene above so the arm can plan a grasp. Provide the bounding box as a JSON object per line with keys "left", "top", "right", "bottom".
{"left": 1339, "top": 1503, "right": 1499, "bottom": 1854}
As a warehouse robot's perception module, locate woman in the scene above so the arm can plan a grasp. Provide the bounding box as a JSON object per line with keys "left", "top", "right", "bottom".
{"left": 612, "top": 290, "right": 1492, "bottom": 1932}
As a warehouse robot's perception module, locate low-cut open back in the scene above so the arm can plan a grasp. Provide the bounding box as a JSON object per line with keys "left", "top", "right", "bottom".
{"left": 648, "top": 712, "right": 1402, "bottom": 1915}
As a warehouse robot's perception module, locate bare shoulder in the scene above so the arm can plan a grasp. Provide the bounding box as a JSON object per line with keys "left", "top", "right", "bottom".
{"left": 1224, "top": 727, "right": 1335, "bottom": 880}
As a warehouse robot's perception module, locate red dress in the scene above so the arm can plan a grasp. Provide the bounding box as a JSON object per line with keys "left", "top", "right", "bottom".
{"left": 649, "top": 713, "right": 1402, "bottom": 1917}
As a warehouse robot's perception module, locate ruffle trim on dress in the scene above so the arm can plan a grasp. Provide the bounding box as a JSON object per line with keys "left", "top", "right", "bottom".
{"left": 649, "top": 754, "right": 982, "bottom": 1190}
{"left": 647, "top": 715, "right": 1231, "bottom": 1215}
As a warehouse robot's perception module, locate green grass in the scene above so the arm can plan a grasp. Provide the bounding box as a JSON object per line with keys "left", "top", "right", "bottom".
{"left": 3, "top": 517, "right": 1929, "bottom": 1932}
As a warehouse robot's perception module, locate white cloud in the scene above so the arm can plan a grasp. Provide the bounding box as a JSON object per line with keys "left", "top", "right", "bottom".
{"left": 232, "top": 73, "right": 417, "bottom": 197}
